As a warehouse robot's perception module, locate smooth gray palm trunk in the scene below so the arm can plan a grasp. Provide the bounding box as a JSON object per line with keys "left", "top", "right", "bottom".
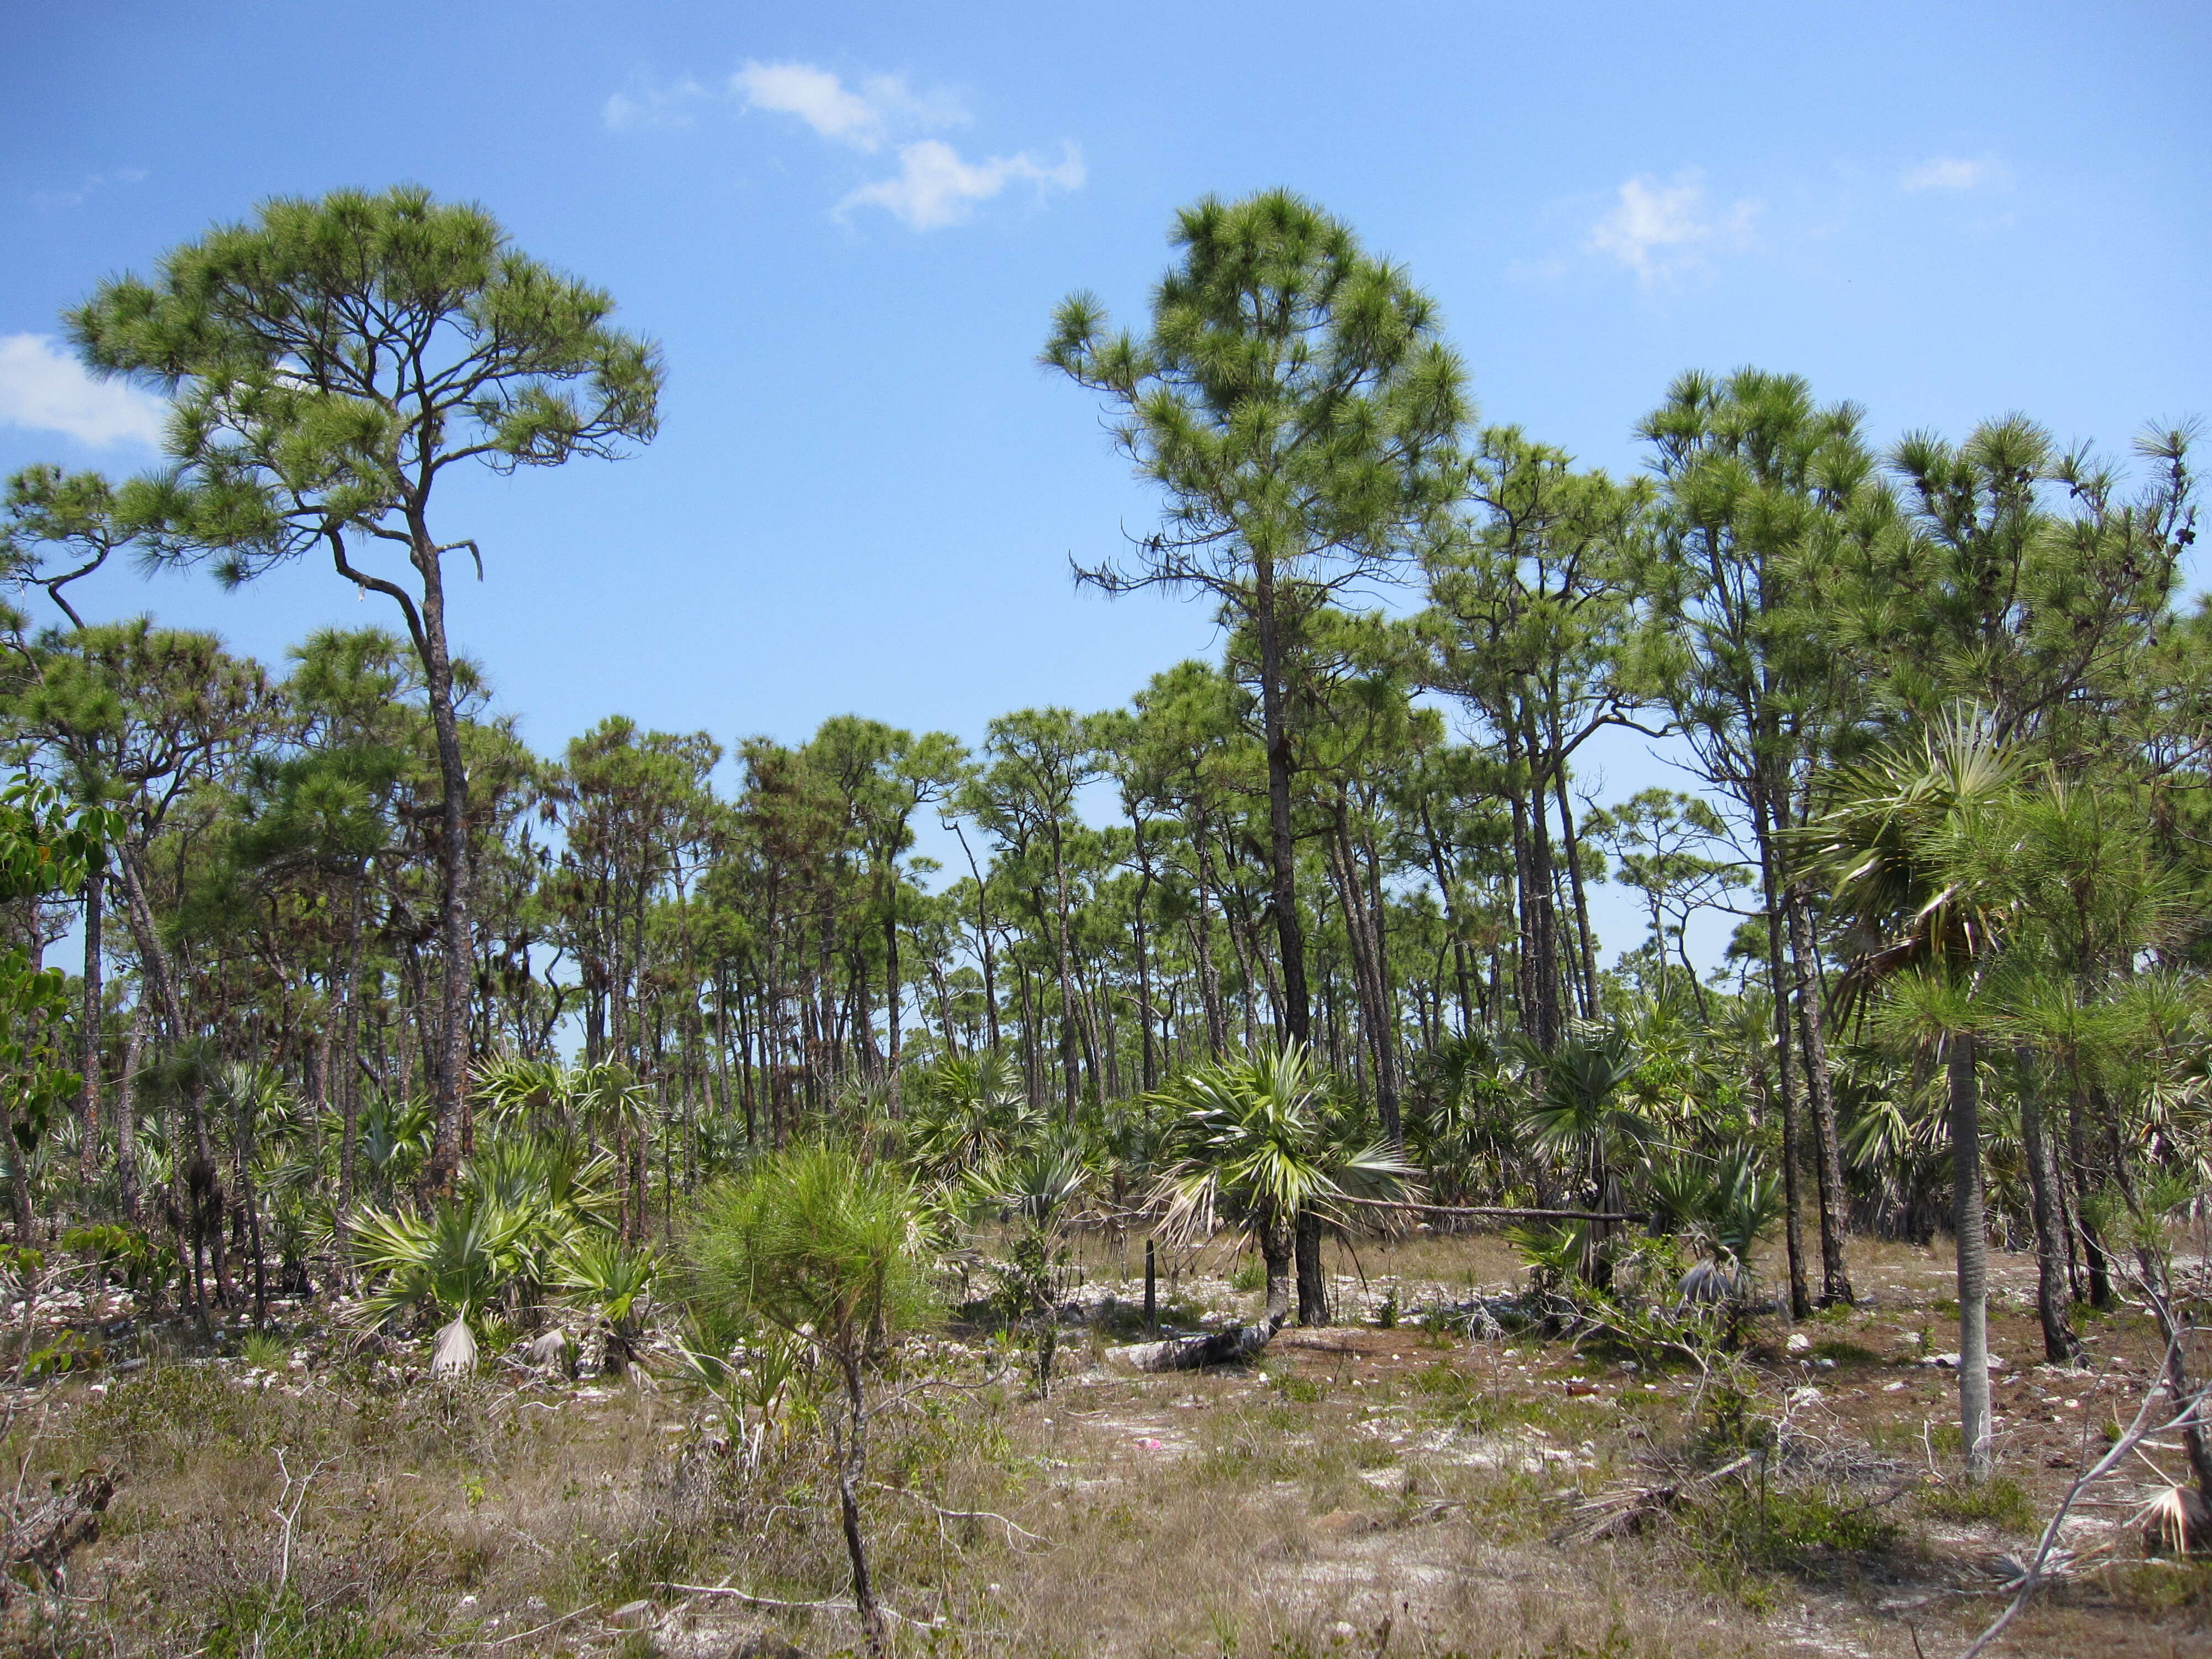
{"left": 1949, "top": 1033, "right": 1992, "bottom": 1480}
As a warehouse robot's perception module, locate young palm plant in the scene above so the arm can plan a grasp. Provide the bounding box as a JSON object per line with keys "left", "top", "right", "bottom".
{"left": 962, "top": 1134, "right": 1092, "bottom": 1393}
{"left": 1520, "top": 1025, "right": 1647, "bottom": 1287}
{"left": 554, "top": 1232, "right": 659, "bottom": 1374}
{"left": 348, "top": 1199, "right": 530, "bottom": 1375}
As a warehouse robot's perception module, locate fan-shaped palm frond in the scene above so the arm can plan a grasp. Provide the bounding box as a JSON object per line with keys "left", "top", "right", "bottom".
{"left": 349, "top": 1197, "right": 529, "bottom": 1331}
{"left": 1150, "top": 1042, "right": 1415, "bottom": 1250}
{"left": 962, "top": 1135, "right": 1093, "bottom": 1232}
{"left": 907, "top": 1050, "right": 1040, "bottom": 1181}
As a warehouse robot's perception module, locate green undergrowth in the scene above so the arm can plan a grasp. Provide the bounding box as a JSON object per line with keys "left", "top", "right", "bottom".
{"left": 1914, "top": 1474, "right": 2034, "bottom": 1530}
{"left": 1674, "top": 1480, "right": 1904, "bottom": 1607}
{"left": 201, "top": 1588, "right": 390, "bottom": 1659}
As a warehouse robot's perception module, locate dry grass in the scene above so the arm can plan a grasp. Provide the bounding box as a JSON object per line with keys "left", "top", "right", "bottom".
{"left": 0, "top": 1234, "right": 2200, "bottom": 1657}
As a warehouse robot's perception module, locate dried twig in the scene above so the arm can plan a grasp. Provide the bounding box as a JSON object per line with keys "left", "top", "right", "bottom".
{"left": 1954, "top": 1360, "right": 2206, "bottom": 1659}
{"left": 1332, "top": 1194, "right": 1650, "bottom": 1224}
{"left": 866, "top": 1481, "right": 1045, "bottom": 1546}
{"left": 459, "top": 1602, "right": 600, "bottom": 1650}
{"left": 659, "top": 1580, "right": 933, "bottom": 1627}
{"left": 251, "top": 1448, "right": 335, "bottom": 1659}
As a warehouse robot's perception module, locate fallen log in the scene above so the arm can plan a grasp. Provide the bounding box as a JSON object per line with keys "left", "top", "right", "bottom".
{"left": 1108, "top": 1312, "right": 1285, "bottom": 1373}
{"left": 1, "top": 1469, "right": 116, "bottom": 1604}
{"left": 1332, "top": 1196, "right": 1650, "bottom": 1224}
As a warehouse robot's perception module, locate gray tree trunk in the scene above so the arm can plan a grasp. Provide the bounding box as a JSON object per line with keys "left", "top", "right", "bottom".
{"left": 1949, "top": 1033, "right": 1992, "bottom": 1481}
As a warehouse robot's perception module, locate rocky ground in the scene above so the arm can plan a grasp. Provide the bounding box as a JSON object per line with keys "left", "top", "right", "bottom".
{"left": 0, "top": 1234, "right": 2200, "bottom": 1657}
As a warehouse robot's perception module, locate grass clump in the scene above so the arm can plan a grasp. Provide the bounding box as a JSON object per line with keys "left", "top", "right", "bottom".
{"left": 1914, "top": 1474, "right": 2034, "bottom": 1529}
{"left": 1674, "top": 1480, "right": 1901, "bottom": 1604}
{"left": 203, "top": 1588, "right": 389, "bottom": 1659}
{"left": 239, "top": 1331, "right": 291, "bottom": 1369}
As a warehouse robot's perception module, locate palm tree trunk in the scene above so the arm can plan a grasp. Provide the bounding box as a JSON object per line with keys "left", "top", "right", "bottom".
{"left": 1260, "top": 1218, "right": 1292, "bottom": 1326}
{"left": 1949, "top": 1032, "right": 1992, "bottom": 1481}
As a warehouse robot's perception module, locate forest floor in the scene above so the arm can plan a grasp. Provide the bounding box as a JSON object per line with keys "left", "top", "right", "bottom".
{"left": 0, "top": 1233, "right": 2203, "bottom": 1658}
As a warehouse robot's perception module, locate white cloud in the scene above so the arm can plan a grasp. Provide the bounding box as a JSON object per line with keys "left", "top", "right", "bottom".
{"left": 1588, "top": 173, "right": 1759, "bottom": 283}
{"left": 603, "top": 73, "right": 712, "bottom": 132}
{"left": 731, "top": 61, "right": 963, "bottom": 153}
{"left": 1901, "top": 154, "right": 2004, "bottom": 192}
{"left": 608, "top": 57, "right": 1078, "bottom": 230}
{"left": 30, "top": 168, "right": 150, "bottom": 212}
{"left": 0, "top": 335, "right": 166, "bottom": 447}
{"left": 837, "top": 139, "right": 1084, "bottom": 231}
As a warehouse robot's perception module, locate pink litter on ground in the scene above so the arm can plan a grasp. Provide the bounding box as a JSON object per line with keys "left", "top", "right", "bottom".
{"left": 1135, "top": 1438, "right": 1164, "bottom": 1449}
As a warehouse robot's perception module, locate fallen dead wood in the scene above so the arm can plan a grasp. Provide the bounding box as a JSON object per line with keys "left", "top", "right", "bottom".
{"left": 1550, "top": 1453, "right": 1755, "bottom": 1545}
{"left": 0, "top": 1469, "right": 116, "bottom": 1604}
{"left": 1333, "top": 1195, "right": 1650, "bottom": 1224}
{"left": 1108, "top": 1312, "right": 1285, "bottom": 1372}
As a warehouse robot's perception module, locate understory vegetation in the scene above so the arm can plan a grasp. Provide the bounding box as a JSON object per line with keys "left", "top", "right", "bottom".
{"left": 0, "top": 184, "right": 2204, "bottom": 1655}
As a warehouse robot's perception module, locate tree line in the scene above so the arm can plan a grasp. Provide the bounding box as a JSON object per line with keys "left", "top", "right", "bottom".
{"left": 1, "top": 184, "right": 2206, "bottom": 1490}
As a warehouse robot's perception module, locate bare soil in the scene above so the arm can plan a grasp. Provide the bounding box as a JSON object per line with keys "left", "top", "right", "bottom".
{"left": 0, "top": 1234, "right": 2202, "bottom": 1658}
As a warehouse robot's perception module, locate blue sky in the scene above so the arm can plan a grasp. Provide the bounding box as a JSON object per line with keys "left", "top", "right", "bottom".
{"left": 3, "top": 1, "right": 2208, "bottom": 963}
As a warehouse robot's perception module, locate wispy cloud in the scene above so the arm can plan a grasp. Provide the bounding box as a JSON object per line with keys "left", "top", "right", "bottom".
{"left": 603, "top": 74, "right": 712, "bottom": 133}
{"left": 1900, "top": 153, "right": 2006, "bottom": 192}
{"left": 607, "top": 58, "right": 1079, "bottom": 231}
{"left": 1587, "top": 172, "right": 1759, "bottom": 283}
{"left": 838, "top": 139, "right": 1084, "bottom": 231}
{"left": 30, "top": 168, "right": 149, "bottom": 213}
{"left": 0, "top": 335, "right": 166, "bottom": 447}
{"left": 731, "top": 61, "right": 962, "bottom": 153}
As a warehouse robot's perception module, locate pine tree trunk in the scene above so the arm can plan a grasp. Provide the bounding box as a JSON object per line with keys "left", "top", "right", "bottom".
{"left": 2066, "top": 1085, "right": 2114, "bottom": 1308}
{"left": 76, "top": 865, "right": 103, "bottom": 1197}
{"left": 412, "top": 541, "right": 474, "bottom": 1200}
{"left": 1294, "top": 1212, "right": 1330, "bottom": 1327}
{"left": 1755, "top": 809, "right": 1811, "bottom": 1321}
{"left": 834, "top": 1354, "right": 886, "bottom": 1657}
{"left": 1550, "top": 765, "right": 1601, "bottom": 1018}
{"left": 1251, "top": 559, "right": 1311, "bottom": 1046}
{"left": 114, "top": 1006, "right": 143, "bottom": 1227}
{"left": 1785, "top": 891, "right": 1855, "bottom": 1305}
{"left": 2017, "top": 1053, "right": 2080, "bottom": 1364}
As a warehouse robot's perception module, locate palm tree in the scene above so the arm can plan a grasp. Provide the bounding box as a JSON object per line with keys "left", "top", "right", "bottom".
{"left": 1151, "top": 1043, "right": 1413, "bottom": 1328}
{"left": 906, "top": 1050, "right": 1041, "bottom": 1183}
{"left": 1520, "top": 1025, "right": 1646, "bottom": 1287}
{"left": 349, "top": 1198, "right": 531, "bottom": 1375}
{"left": 1804, "top": 708, "right": 2017, "bottom": 1480}
{"left": 1408, "top": 1028, "right": 1525, "bottom": 1204}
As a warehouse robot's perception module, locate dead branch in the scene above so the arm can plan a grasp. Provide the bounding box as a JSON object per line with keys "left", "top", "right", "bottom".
{"left": 0, "top": 1468, "right": 115, "bottom": 1607}
{"left": 1954, "top": 1359, "right": 2208, "bottom": 1659}
{"left": 1108, "top": 1312, "right": 1285, "bottom": 1372}
{"left": 866, "top": 1480, "right": 1045, "bottom": 1545}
